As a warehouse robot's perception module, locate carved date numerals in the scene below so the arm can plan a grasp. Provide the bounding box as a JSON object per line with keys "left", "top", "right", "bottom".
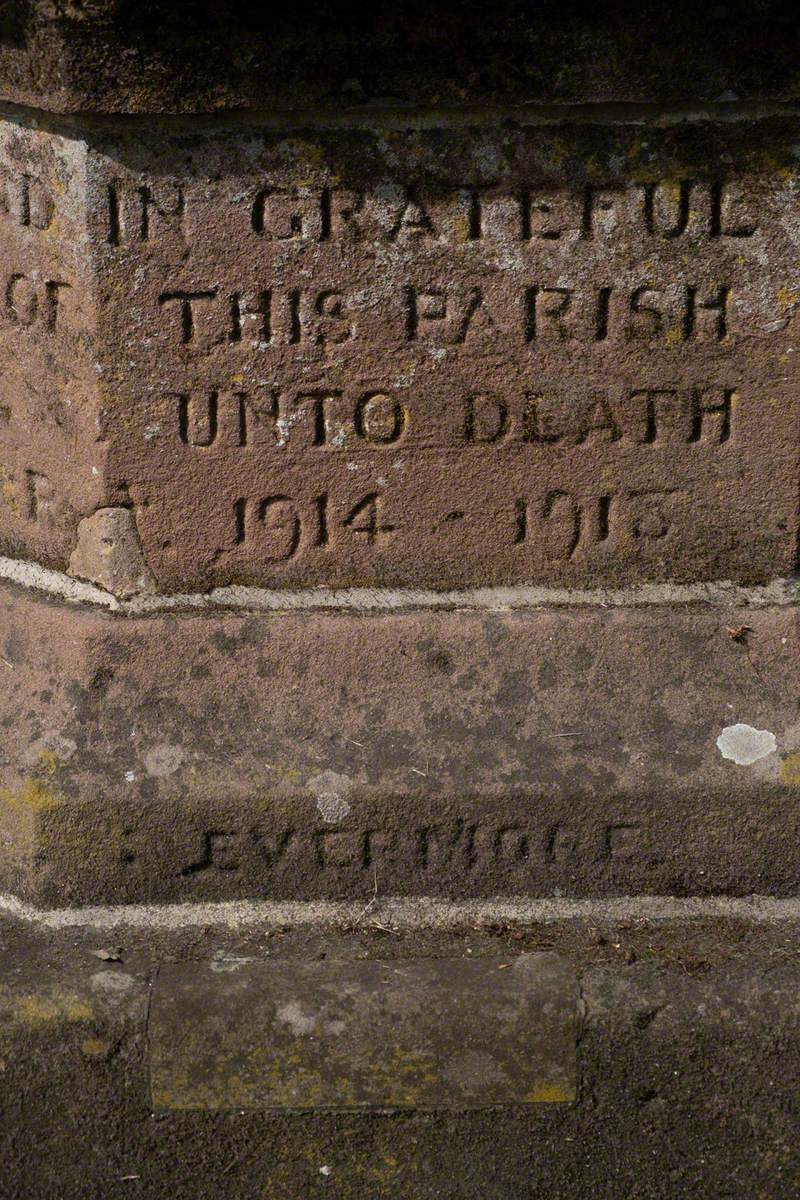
{"left": 233, "top": 491, "right": 394, "bottom": 561}
{"left": 514, "top": 487, "right": 679, "bottom": 558}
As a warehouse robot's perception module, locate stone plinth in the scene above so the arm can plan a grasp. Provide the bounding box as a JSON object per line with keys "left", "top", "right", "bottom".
{"left": 0, "top": 2, "right": 796, "bottom": 906}
{"left": 1, "top": 580, "right": 797, "bottom": 905}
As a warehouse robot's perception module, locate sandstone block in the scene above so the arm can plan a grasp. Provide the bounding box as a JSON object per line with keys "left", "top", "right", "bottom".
{"left": 0, "top": 113, "right": 797, "bottom": 591}
{"left": 0, "top": 580, "right": 797, "bottom": 905}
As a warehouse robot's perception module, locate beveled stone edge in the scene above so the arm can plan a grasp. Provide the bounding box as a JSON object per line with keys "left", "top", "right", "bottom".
{"left": 0, "top": 555, "right": 798, "bottom": 614}
{"left": 4, "top": 892, "right": 800, "bottom": 932}
{"left": 4, "top": 97, "right": 800, "bottom": 134}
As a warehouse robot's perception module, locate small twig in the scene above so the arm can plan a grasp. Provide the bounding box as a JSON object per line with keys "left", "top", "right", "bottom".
{"left": 355, "top": 867, "right": 379, "bottom": 922}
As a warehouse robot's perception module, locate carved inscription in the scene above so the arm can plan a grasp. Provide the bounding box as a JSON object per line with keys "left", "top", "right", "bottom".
{"left": 116, "top": 178, "right": 757, "bottom": 246}
{"left": 120, "top": 818, "right": 651, "bottom": 887}
{"left": 88, "top": 126, "right": 800, "bottom": 588}
{"left": 3, "top": 273, "right": 69, "bottom": 330}
{"left": 0, "top": 120, "right": 96, "bottom": 571}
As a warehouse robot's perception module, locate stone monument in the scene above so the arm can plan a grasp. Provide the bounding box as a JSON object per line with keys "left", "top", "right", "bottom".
{"left": 0, "top": 4, "right": 799, "bottom": 1196}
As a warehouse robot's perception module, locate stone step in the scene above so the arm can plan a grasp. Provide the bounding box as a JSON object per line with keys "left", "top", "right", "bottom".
{"left": 1, "top": 901, "right": 799, "bottom": 1198}
{"left": 1, "top": 576, "right": 798, "bottom": 905}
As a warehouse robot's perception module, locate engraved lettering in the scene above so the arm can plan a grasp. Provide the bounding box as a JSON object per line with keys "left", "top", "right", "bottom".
{"left": 343, "top": 492, "right": 394, "bottom": 544}
{"left": 177, "top": 392, "right": 247, "bottom": 448}
{"left": 181, "top": 831, "right": 243, "bottom": 875}
{"left": 353, "top": 392, "right": 407, "bottom": 444}
{"left": 26, "top": 470, "right": 54, "bottom": 522}
{"left": 159, "top": 289, "right": 218, "bottom": 343}
{"left": 710, "top": 181, "right": 757, "bottom": 238}
{"left": 235, "top": 495, "right": 301, "bottom": 560}
{"left": 643, "top": 180, "right": 692, "bottom": 239}
{"left": 107, "top": 181, "right": 184, "bottom": 244}
{"left": 251, "top": 187, "right": 325, "bottom": 240}
{"left": 406, "top": 286, "right": 494, "bottom": 343}
{"left": 464, "top": 395, "right": 509, "bottom": 444}
{"left": 685, "top": 286, "right": 729, "bottom": 340}
{"left": 390, "top": 188, "right": 435, "bottom": 241}
{"left": 0, "top": 169, "right": 55, "bottom": 230}
{"left": 689, "top": 388, "right": 733, "bottom": 443}
{"left": 3, "top": 274, "right": 69, "bottom": 330}
{"left": 521, "top": 190, "right": 582, "bottom": 240}
{"left": 525, "top": 286, "right": 572, "bottom": 340}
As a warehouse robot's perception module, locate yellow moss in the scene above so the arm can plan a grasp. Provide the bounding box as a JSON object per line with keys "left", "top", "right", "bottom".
{"left": 526, "top": 1080, "right": 575, "bottom": 1103}
{"left": 14, "top": 993, "right": 93, "bottom": 1028}
{"left": 0, "top": 779, "right": 63, "bottom": 815}
{"left": 38, "top": 750, "right": 61, "bottom": 775}
{"left": 781, "top": 753, "right": 800, "bottom": 786}
{"left": 80, "top": 1037, "right": 112, "bottom": 1058}
{"left": 451, "top": 212, "right": 471, "bottom": 243}
{"left": 777, "top": 286, "right": 798, "bottom": 311}
{"left": 0, "top": 465, "right": 18, "bottom": 517}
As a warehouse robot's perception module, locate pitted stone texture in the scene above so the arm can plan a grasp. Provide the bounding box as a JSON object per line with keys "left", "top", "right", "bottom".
{"left": 1, "top": 2, "right": 800, "bottom": 113}
{"left": 1, "top": 113, "right": 799, "bottom": 591}
{"left": 0, "top": 581, "right": 797, "bottom": 906}
{"left": 0, "top": 117, "right": 103, "bottom": 570}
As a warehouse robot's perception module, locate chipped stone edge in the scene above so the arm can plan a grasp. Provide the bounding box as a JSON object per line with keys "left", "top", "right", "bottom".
{"left": 0, "top": 556, "right": 798, "bottom": 615}
{"left": 4, "top": 893, "right": 800, "bottom": 932}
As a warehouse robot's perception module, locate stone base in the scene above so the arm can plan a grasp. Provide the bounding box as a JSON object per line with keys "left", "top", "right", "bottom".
{"left": 2, "top": 904, "right": 800, "bottom": 1199}
{"left": 0, "top": 576, "right": 798, "bottom": 905}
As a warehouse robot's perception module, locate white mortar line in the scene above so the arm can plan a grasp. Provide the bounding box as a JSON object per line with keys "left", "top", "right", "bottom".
{"left": 0, "top": 556, "right": 797, "bottom": 615}
{"left": 3, "top": 893, "right": 800, "bottom": 932}
{"left": 0, "top": 556, "right": 119, "bottom": 608}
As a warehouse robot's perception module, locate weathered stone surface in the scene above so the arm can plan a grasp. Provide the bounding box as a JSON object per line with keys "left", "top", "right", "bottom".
{"left": 0, "top": 2, "right": 799, "bottom": 114}
{"left": 68, "top": 508, "right": 156, "bottom": 597}
{"left": 0, "top": 112, "right": 798, "bottom": 590}
{"left": 3, "top": 913, "right": 800, "bottom": 1199}
{"left": 0, "top": 117, "right": 102, "bottom": 569}
{"left": 1, "top": 580, "right": 797, "bottom": 905}
{"left": 149, "top": 953, "right": 577, "bottom": 1110}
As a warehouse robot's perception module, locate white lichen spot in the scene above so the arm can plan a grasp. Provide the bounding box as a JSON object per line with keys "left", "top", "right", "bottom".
{"left": 90, "top": 971, "right": 136, "bottom": 995}
{"left": 315, "top": 792, "right": 351, "bottom": 823}
{"left": 143, "top": 743, "right": 186, "bottom": 778}
{"left": 716, "top": 723, "right": 777, "bottom": 765}
{"left": 308, "top": 769, "right": 354, "bottom": 823}
{"left": 276, "top": 1000, "right": 317, "bottom": 1035}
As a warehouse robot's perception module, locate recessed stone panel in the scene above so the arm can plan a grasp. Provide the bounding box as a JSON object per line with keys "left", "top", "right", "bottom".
{"left": 85, "top": 118, "right": 799, "bottom": 590}
{"left": 0, "top": 114, "right": 797, "bottom": 592}
{"left": 149, "top": 954, "right": 578, "bottom": 1110}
